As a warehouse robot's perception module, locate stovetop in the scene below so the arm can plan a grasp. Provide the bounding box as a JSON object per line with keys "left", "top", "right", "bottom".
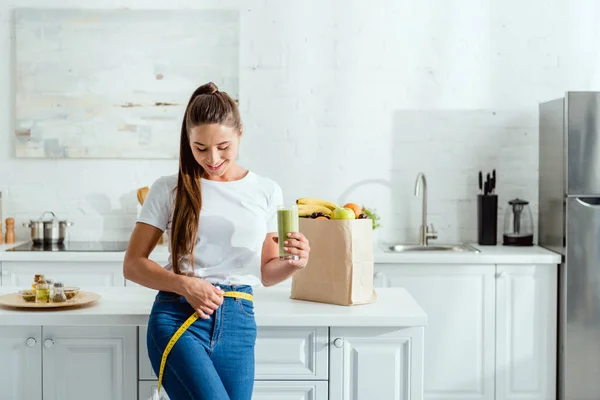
{"left": 6, "top": 241, "right": 130, "bottom": 252}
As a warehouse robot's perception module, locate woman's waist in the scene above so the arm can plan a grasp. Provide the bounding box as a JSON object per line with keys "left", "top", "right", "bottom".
{"left": 156, "top": 284, "right": 253, "bottom": 300}
{"left": 163, "top": 264, "right": 261, "bottom": 285}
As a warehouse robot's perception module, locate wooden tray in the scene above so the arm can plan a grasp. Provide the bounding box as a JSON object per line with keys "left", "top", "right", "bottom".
{"left": 0, "top": 291, "right": 101, "bottom": 309}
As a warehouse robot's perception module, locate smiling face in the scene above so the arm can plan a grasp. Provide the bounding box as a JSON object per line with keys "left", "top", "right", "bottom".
{"left": 188, "top": 123, "right": 241, "bottom": 179}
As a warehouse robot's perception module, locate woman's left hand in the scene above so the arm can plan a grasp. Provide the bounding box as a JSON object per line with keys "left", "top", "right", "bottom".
{"left": 272, "top": 232, "right": 310, "bottom": 268}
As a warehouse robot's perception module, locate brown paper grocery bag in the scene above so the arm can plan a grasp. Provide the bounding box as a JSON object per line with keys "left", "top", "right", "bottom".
{"left": 291, "top": 218, "right": 377, "bottom": 306}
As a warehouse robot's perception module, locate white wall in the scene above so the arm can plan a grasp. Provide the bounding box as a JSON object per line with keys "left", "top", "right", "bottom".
{"left": 1, "top": 0, "right": 600, "bottom": 244}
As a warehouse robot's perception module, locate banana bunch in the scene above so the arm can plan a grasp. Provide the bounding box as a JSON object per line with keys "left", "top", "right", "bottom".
{"left": 298, "top": 204, "right": 332, "bottom": 217}
{"left": 296, "top": 197, "right": 339, "bottom": 211}
{"left": 296, "top": 197, "right": 340, "bottom": 218}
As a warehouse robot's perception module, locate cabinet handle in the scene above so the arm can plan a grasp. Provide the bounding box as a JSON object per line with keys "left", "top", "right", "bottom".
{"left": 25, "top": 337, "right": 37, "bottom": 348}
{"left": 333, "top": 338, "right": 344, "bottom": 348}
{"left": 496, "top": 271, "right": 507, "bottom": 278}
{"left": 374, "top": 272, "right": 383, "bottom": 279}
{"left": 44, "top": 339, "right": 54, "bottom": 349}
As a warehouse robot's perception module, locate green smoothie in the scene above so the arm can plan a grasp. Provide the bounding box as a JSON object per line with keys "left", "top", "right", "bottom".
{"left": 277, "top": 205, "right": 299, "bottom": 259}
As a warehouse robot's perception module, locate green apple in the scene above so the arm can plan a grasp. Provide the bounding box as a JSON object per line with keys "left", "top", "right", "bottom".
{"left": 331, "top": 207, "right": 356, "bottom": 220}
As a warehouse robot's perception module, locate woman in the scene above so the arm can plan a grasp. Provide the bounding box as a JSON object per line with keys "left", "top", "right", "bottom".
{"left": 123, "top": 82, "right": 310, "bottom": 400}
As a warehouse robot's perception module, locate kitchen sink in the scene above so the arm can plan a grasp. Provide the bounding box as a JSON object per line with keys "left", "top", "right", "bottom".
{"left": 383, "top": 244, "right": 481, "bottom": 253}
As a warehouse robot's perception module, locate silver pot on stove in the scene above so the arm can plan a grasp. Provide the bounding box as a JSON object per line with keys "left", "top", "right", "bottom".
{"left": 23, "top": 211, "right": 73, "bottom": 244}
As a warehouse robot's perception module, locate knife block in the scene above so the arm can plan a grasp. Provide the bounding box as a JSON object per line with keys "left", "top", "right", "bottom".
{"left": 477, "top": 194, "right": 498, "bottom": 245}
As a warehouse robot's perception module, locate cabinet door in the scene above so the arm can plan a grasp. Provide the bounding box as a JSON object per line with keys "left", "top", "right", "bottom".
{"left": 1, "top": 261, "right": 125, "bottom": 287}
{"left": 329, "top": 326, "right": 424, "bottom": 400}
{"left": 377, "top": 264, "right": 496, "bottom": 400}
{"left": 42, "top": 326, "right": 137, "bottom": 400}
{"left": 0, "top": 326, "right": 42, "bottom": 400}
{"left": 495, "top": 264, "right": 558, "bottom": 400}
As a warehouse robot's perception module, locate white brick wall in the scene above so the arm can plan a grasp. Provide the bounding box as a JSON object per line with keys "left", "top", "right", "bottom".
{"left": 1, "top": 0, "right": 599, "bottom": 244}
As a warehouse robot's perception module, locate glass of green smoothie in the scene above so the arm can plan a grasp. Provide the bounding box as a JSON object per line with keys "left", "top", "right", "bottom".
{"left": 277, "top": 205, "right": 299, "bottom": 260}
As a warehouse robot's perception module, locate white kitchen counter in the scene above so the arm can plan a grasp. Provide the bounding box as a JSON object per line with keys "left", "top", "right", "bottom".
{"left": 0, "top": 286, "right": 427, "bottom": 328}
{"left": 0, "top": 240, "right": 561, "bottom": 264}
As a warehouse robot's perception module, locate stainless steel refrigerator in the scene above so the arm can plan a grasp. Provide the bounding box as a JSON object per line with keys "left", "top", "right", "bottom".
{"left": 539, "top": 91, "right": 600, "bottom": 400}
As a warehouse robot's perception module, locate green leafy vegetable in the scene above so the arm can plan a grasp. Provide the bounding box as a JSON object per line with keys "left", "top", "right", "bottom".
{"left": 361, "top": 206, "right": 381, "bottom": 230}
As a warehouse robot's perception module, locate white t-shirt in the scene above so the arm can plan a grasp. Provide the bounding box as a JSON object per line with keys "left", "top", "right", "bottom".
{"left": 137, "top": 171, "right": 283, "bottom": 286}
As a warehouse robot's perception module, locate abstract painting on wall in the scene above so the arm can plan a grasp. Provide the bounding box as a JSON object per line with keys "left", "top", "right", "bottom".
{"left": 14, "top": 8, "right": 239, "bottom": 159}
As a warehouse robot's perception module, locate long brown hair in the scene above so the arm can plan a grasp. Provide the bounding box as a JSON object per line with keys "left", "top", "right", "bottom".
{"left": 171, "top": 82, "right": 241, "bottom": 275}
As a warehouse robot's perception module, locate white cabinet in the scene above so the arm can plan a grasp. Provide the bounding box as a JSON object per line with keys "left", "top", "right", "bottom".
{"left": 329, "top": 327, "right": 424, "bottom": 400}
{"left": 139, "top": 326, "right": 329, "bottom": 381}
{"left": 375, "top": 263, "right": 558, "bottom": 400}
{"left": 0, "top": 326, "right": 42, "bottom": 400}
{"left": 376, "top": 264, "right": 496, "bottom": 400}
{"left": 139, "top": 326, "right": 330, "bottom": 399}
{"left": 42, "top": 326, "right": 137, "bottom": 400}
{"left": 0, "top": 326, "right": 136, "bottom": 400}
{"left": 139, "top": 326, "right": 335, "bottom": 399}
{"left": 1, "top": 261, "right": 125, "bottom": 287}
{"left": 495, "top": 264, "right": 557, "bottom": 400}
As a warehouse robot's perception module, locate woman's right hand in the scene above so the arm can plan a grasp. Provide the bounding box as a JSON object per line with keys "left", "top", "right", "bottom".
{"left": 181, "top": 278, "right": 224, "bottom": 319}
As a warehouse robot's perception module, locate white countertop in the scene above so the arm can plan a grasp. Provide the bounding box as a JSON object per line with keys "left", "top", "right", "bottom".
{"left": 0, "top": 286, "right": 427, "bottom": 328}
{"left": 373, "top": 243, "right": 562, "bottom": 264}
{"left": 0, "top": 241, "right": 562, "bottom": 264}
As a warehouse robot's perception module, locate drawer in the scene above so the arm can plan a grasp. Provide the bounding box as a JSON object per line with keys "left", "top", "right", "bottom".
{"left": 139, "top": 326, "right": 329, "bottom": 381}
{"left": 254, "top": 326, "right": 328, "bottom": 380}
{"left": 139, "top": 380, "right": 328, "bottom": 400}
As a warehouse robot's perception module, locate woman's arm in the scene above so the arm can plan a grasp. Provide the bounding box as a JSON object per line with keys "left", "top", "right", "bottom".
{"left": 123, "top": 222, "right": 224, "bottom": 319}
{"left": 123, "top": 222, "right": 190, "bottom": 293}
{"left": 260, "top": 232, "right": 310, "bottom": 287}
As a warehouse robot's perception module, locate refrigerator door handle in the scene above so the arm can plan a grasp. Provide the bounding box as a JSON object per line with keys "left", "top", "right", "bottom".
{"left": 575, "top": 197, "right": 600, "bottom": 207}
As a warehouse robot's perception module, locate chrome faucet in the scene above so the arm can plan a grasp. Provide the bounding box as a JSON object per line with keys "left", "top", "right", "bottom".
{"left": 414, "top": 172, "right": 438, "bottom": 246}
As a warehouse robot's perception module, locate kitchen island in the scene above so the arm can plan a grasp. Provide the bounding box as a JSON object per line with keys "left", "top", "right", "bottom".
{"left": 0, "top": 286, "right": 427, "bottom": 400}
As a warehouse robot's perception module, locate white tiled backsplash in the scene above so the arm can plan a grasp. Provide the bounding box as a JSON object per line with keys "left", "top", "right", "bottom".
{"left": 1, "top": 0, "right": 598, "bottom": 244}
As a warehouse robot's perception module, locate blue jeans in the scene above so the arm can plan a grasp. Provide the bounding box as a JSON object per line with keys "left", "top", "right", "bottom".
{"left": 147, "top": 285, "right": 257, "bottom": 400}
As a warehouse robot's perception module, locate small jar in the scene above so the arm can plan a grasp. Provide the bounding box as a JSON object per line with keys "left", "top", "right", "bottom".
{"left": 35, "top": 275, "right": 50, "bottom": 303}
{"left": 51, "top": 282, "right": 67, "bottom": 303}
{"left": 46, "top": 278, "right": 54, "bottom": 298}
{"left": 31, "top": 274, "right": 42, "bottom": 290}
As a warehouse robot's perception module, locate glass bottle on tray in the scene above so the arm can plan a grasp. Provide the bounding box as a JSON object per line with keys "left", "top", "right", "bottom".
{"left": 31, "top": 274, "right": 42, "bottom": 290}
{"left": 46, "top": 278, "right": 54, "bottom": 298}
{"left": 35, "top": 275, "right": 49, "bottom": 303}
